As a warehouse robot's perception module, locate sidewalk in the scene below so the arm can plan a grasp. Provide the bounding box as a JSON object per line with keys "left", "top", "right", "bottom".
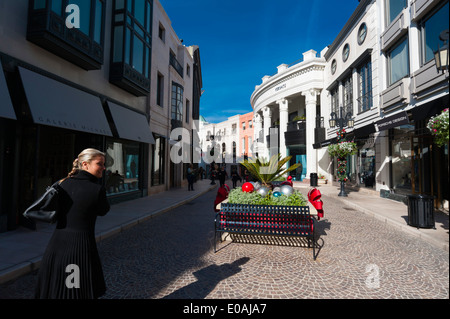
{"left": 0, "top": 179, "right": 218, "bottom": 285}
{"left": 1, "top": 178, "right": 448, "bottom": 286}
{"left": 293, "top": 181, "right": 449, "bottom": 253}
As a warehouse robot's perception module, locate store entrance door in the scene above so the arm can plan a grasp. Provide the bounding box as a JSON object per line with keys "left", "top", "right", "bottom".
{"left": 411, "top": 135, "right": 448, "bottom": 208}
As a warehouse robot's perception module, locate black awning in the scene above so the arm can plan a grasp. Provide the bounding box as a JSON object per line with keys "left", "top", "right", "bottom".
{"left": 19, "top": 67, "right": 112, "bottom": 136}
{"left": 0, "top": 65, "right": 16, "bottom": 120}
{"left": 411, "top": 94, "right": 449, "bottom": 121}
{"left": 314, "top": 137, "right": 338, "bottom": 149}
{"left": 352, "top": 123, "right": 376, "bottom": 137}
{"left": 107, "top": 101, "right": 155, "bottom": 144}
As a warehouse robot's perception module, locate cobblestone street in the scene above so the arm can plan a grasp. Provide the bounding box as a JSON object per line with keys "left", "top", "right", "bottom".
{"left": 0, "top": 187, "right": 448, "bottom": 299}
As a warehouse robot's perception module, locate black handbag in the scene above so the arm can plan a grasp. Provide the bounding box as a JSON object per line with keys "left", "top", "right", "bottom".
{"left": 23, "top": 180, "right": 63, "bottom": 223}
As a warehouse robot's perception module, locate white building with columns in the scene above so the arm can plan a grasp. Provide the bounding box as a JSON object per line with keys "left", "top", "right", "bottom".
{"left": 250, "top": 49, "right": 328, "bottom": 180}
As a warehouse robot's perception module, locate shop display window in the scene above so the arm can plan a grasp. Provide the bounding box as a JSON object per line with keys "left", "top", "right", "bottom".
{"left": 391, "top": 125, "right": 414, "bottom": 194}
{"left": 105, "top": 139, "right": 140, "bottom": 195}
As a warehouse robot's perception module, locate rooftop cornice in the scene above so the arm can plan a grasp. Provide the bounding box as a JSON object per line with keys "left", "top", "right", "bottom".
{"left": 250, "top": 58, "right": 326, "bottom": 108}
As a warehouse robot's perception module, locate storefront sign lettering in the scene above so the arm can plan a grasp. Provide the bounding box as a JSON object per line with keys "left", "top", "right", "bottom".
{"left": 37, "top": 116, "right": 109, "bottom": 135}
{"left": 376, "top": 111, "right": 409, "bottom": 131}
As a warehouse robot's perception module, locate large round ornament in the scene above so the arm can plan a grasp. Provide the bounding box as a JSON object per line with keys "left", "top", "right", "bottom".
{"left": 257, "top": 186, "right": 269, "bottom": 196}
{"left": 242, "top": 182, "right": 254, "bottom": 193}
{"left": 280, "top": 185, "right": 294, "bottom": 196}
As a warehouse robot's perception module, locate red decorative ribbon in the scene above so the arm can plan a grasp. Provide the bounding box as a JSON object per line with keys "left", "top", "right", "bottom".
{"left": 308, "top": 188, "right": 324, "bottom": 220}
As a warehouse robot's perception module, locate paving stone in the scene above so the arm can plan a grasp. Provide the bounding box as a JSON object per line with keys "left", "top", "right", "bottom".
{"left": 0, "top": 189, "right": 448, "bottom": 299}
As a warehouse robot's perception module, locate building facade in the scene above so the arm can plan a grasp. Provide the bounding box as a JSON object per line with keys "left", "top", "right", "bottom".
{"left": 150, "top": 0, "right": 201, "bottom": 193}
{"left": 251, "top": 0, "right": 448, "bottom": 209}
{"left": 320, "top": 0, "right": 448, "bottom": 208}
{"left": 198, "top": 114, "right": 242, "bottom": 178}
{"left": 0, "top": 0, "right": 201, "bottom": 232}
{"left": 239, "top": 111, "right": 254, "bottom": 159}
{"left": 250, "top": 49, "right": 327, "bottom": 181}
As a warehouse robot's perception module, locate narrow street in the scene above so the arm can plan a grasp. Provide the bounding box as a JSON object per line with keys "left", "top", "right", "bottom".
{"left": 0, "top": 185, "right": 448, "bottom": 299}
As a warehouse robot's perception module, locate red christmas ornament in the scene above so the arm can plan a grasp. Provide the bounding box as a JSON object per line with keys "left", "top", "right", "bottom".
{"left": 242, "top": 182, "right": 254, "bottom": 193}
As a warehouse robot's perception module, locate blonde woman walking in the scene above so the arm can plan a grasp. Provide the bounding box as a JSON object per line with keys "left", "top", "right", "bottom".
{"left": 35, "top": 148, "right": 110, "bottom": 299}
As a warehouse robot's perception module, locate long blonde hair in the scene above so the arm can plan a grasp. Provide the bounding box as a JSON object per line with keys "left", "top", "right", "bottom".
{"left": 67, "top": 148, "right": 106, "bottom": 178}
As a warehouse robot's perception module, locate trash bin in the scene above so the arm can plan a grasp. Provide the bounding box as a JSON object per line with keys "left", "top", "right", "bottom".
{"left": 310, "top": 173, "right": 318, "bottom": 187}
{"left": 407, "top": 194, "right": 435, "bottom": 229}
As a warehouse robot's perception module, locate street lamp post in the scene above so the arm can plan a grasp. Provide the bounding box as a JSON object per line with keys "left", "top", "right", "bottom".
{"left": 329, "top": 106, "right": 354, "bottom": 197}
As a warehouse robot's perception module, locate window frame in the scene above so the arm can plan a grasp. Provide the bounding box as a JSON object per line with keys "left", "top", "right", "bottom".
{"left": 171, "top": 82, "right": 184, "bottom": 122}
{"left": 386, "top": 36, "right": 410, "bottom": 86}
{"left": 357, "top": 57, "right": 373, "bottom": 114}
{"left": 418, "top": 1, "right": 449, "bottom": 66}
{"left": 110, "top": 0, "right": 153, "bottom": 85}
{"left": 385, "top": 0, "right": 407, "bottom": 26}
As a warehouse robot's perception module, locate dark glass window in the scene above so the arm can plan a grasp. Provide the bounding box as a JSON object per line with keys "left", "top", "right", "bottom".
{"left": 151, "top": 135, "right": 165, "bottom": 186}
{"left": 171, "top": 83, "right": 183, "bottom": 122}
{"left": 105, "top": 139, "right": 140, "bottom": 196}
{"left": 343, "top": 75, "right": 353, "bottom": 116}
{"left": 330, "top": 86, "right": 339, "bottom": 114}
{"left": 387, "top": 37, "right": 409, "bottom": 85}
{"left": 358, "top": 58, "right": 372, "bottom": 113}
{"left": 420, "top": 2, "right": 449, "bottom": 64}
{"left": 157, "top": 73, "right": 164, "bottom": 107}
{"left": 27, "top": 0, "right": 105, "bottom": 70}
{"left": 386, "top": 0, "right": 407, "bottom": 25}
{"left": 110, "top": 0, "right": 153, "bottom": 95}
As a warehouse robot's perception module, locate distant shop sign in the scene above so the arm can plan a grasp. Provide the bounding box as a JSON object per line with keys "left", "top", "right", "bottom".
{"left": 375, "top": 111, "right": 409, "bottom": 131}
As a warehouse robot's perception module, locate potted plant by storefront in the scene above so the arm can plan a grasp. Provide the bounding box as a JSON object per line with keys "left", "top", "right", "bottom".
{"left": 318, "top": 174, "right": 328, "bottom": 184}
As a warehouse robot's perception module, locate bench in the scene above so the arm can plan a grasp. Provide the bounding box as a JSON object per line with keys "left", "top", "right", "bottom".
{"left": 214, "top": 203, "right": 317, "bottom": 260}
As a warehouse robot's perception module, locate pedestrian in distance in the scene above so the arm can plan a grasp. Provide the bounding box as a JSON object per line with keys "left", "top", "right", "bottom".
{"left": 231, "top": 170, "right": 241, "bottom": 188}
{"left": 35, "top": 148, "right": 110, "bottom": 299}
{"left": 187, "top": 164, "right": 195, "bottom": 191}
{"left": 218, "top": 166, "right": 228, "bottom": 187}
{"left": 210, "top": 163, "right": 217, "bottom": 185}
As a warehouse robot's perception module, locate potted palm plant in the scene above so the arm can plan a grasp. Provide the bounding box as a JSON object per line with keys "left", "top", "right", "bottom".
{"left": 239, "top": 154, "right": 300, "bottom": 188}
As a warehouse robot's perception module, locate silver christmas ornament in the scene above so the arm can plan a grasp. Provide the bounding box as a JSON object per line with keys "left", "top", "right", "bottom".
{"left": 280, "top": 185, "right": 294, "bottom": 196}
{"left": 257, "top": 186, "right": 269, "bottom": 197}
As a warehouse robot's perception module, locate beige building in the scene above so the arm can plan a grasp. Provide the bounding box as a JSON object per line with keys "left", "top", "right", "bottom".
{"left": 0, "top": 0, "right": 202, "bottom": 232}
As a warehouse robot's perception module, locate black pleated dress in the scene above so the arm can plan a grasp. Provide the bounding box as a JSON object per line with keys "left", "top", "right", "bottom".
{"left": 35, "top": 170, "right": 110, "bottom": 299}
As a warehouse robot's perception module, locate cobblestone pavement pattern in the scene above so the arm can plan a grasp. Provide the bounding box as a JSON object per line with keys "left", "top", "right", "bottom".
{"left": 0, "top": 187, "right": 448, "bottom": 299}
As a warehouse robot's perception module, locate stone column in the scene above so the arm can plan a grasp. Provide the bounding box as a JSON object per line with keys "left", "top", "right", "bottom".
{"left": 262, "top": 106, "right": 272, "bottom": 159}
{"left": 302, "top": 89, "right": 319, "bottom": 177}
{"left": 277, "top": 98, "right": 289, "bottom": 159}
{"left": 252, "top": 112, "right": 262, "bottom": 157}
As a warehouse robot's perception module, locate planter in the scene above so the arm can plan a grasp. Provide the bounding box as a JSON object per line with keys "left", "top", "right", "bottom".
{"left": 318, "top": 179, "right": 328, "bottom": 185}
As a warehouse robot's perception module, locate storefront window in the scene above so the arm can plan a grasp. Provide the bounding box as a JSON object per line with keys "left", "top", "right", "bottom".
{"left": 151, "top": 135, "right": 165, "bottom": 186}
{"left": 391, "top": 125, "right": 414, "bottom": 194}
{"left": 105, "top": 139, "right": 140, "bottom": 195}
{"left": 359, "top": 147, "right": 375, "bottom": 188}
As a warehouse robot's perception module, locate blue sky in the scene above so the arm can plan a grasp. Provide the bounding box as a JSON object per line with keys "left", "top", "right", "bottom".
{"left": 162, "top": 0, "right": 359, "bottom": 123}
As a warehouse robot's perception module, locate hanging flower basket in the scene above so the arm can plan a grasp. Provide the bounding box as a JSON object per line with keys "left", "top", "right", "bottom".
{"left": 327, "top": 129, "right": 358, "bottom": 183}
{"left": 427, "top": 108, "right": 449, "bottom": 147}
{"left": 327, "top": 140, "right": 358, "bottom": 158}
